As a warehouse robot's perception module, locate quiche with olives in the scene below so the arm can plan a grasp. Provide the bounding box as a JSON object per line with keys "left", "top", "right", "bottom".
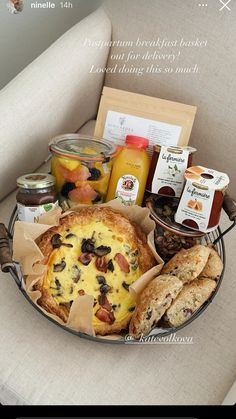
{"left": 35, "top": 207, "right": 156, "bottom": 335}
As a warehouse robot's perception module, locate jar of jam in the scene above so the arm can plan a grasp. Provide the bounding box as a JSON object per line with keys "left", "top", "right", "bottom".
{"left": 175, "top": 166, "right": 230, "bottom": 233}
{"left": 146, "top": 145, "right": 196, "bottom": 198}
{"left": 16, "top": 173, "right": 59, "bottom": 222}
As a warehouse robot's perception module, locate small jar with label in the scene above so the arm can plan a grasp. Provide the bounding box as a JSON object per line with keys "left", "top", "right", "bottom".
{"left": 175, "top": 166, "right": 229, "bottom": 233}
{"left": 146, "top": 145, "right": 196, "bottom": 198}
{"left": 105, "top": 135, "right": 150, "bottom": 206}
{"left": 16, "top": 173, "right": 59, "bottom": 222}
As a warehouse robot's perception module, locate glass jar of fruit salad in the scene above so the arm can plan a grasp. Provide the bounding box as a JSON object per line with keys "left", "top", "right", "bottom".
{"left": 49, "top": 134, "right": 118, "bottom": 206}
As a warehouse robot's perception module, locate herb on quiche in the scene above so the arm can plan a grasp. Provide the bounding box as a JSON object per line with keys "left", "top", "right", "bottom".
{"left": 55, "top": 278, "right": 61, "bottom": 289}
{"left": 122, "top": 281, "right": 130, "bottom": 291}
{"left": 65, "top": 233, "right": 77, "bottom": 239}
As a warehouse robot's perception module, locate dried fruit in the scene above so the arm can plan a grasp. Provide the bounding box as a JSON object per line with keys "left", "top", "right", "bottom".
{"left": 88, "top": 167, "right": 101, "bottom": 180}
{"left": 92, "top": 191, "right": 102, "bottom": 203}
{"left": 183, "top": 308, "right": 193, "bottom": 317}
{"left": 146, "top": 309, "right": 153, "bottom": 320}
{"left": 61, "top": 182, "right": 76, "bottom": 198}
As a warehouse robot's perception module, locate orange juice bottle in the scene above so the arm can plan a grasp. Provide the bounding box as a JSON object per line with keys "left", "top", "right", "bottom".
{"left": 106, "top": 135, "right": 149, "bottom": 206}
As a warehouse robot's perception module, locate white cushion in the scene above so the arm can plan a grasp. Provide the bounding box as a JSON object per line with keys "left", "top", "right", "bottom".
{"left": 0, "top": 8, "right": 111, "bottom": 201}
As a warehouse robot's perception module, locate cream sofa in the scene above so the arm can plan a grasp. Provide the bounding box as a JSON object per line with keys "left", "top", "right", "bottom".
{"left": 0, "top": 0, "right": 235, "bottom": 405}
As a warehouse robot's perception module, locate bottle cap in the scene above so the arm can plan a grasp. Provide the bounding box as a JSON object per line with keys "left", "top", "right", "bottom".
{"left": 125, "top": 135, "right": 149, "bottom": 149}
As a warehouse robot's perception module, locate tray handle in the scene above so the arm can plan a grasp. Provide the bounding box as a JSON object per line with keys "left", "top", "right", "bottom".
{"left": 214, "top": 193, "right": 236, "bottom": 244}
{"left": 223, "top": 193, "right": 236, "bottom": 221}
{"left": 0, "top": 223, "right": 14, "bottom": 272}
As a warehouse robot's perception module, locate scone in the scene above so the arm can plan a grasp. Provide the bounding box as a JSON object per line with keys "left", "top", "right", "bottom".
{"left": 199, "top": 247, "right": 223, "bottom": 279}
{"left": 165, "top": 278, "right": 217, "bottom": 327}
{"left": 161, "top": 244, "right": 211, "bottom": 283}
{"left": 129, "top": 274, "right": 183, "bottom": 339}
{"left": 34, "top": 206, "right": 157, "bottom": 335}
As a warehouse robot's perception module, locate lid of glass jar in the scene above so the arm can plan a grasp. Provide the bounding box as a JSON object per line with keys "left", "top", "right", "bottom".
{"left": 17, "top": 173, "right": 56, "bottom": 189}
{"left": 49, "top": 134, "right": 118, "bottom": 162}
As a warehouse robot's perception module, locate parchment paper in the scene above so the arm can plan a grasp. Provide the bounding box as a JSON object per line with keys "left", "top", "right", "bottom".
{"left": 13, "top": 201, "right": 164, "bottom": 337}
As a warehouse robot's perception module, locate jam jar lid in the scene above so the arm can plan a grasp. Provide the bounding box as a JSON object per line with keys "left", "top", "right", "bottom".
{"left": 153, "top": 144, "right": 197, "bottom": 154}
{"left": 184, "top": 166, "right": 229, "bottom": 191}
{"left": 49, "top": 134, "right": 118, "bottom": 162}
{"left": 17, "top": 173, "right": 56, "bottom": 190}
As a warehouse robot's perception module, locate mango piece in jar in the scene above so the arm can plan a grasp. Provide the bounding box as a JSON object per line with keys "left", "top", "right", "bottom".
{"left": 51, "top": 157, "right": 66, "bottom": 192}
{"left": 57, "top": 157, "right": 80, "bottom": 171}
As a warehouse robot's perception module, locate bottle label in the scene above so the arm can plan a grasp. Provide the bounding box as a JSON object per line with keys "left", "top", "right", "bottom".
{"left": 17, "top": 201, "right": 59, "bottom": 223}
{"left": 152, "top": 146, "right": 190, "bottom": 197}
{"left": 175, "top": 180, "right": 214, "bottom": 232}
{"left": 115, "top": 175, "right": 139, "bottom": 206}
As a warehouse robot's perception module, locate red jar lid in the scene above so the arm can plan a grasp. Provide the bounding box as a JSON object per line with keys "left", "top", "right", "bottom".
{"left": 125, "top": 135, "right": 149, "bottom": 149}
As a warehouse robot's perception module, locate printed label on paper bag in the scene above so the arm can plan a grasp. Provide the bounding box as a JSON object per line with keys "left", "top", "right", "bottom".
{"left": 17, "top": 201, "right": 59, "bottom": 223}
{"left": 175, "top": 181, "right": 214, "bottom": 232}
{"left": 152, "top": 146, "right": 190, "bottom": 197}
{"left": 103, "top": 111, "right": 182, "bottom": 157}
{"left": 115, "top": 174, "right": 139, "bottom": 206}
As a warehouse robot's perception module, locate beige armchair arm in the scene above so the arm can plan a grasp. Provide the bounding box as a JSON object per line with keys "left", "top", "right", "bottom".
{"left": 0, "top": 7, "right": 111, "bottom": 201}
